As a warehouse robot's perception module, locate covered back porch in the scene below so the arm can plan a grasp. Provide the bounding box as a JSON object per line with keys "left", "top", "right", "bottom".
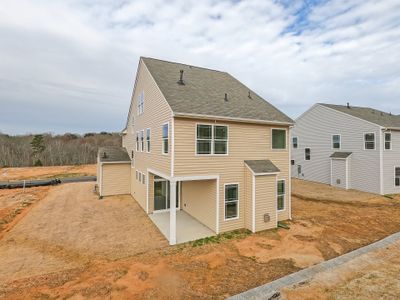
{"left": 147, "top": 169, "right": 219, "bottom": 245}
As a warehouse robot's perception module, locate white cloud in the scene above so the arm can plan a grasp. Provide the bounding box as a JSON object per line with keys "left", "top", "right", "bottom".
{"left": 0, "top": 0, "right": 399, "bottom": 134}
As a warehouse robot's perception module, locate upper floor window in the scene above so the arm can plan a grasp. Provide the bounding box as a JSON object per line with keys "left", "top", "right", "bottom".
{"left": 292, "top": 137, "right": 298, "bottom": 148}
{"left": 224, "top": 184, "right": 239, "bottom": 220}
{"left": 146, "top": 128, "right": 151, "bottom": 153}
{"left": 272, "top": 129, "right": 286, "bottom": 150}
{"left": 305, "top": 148, "right": 311, "bottom": 160}
{"left": 385, "top": 132, "right": 392, "bottom": 150}
{"left": 137, "top": 91, "right": 144, "bottom": 115}
{"left": 332, "top": 134, "right": 341, "bottom": 149}
{"left": 364, "top": 133, "right": 375, "bottom": 150}
{"left": 162, "top": 123, "right": 169, "bottom": 155}
{"left": 277, "top": 180, "right": 285, "bottom": 211}
{"left": 196, "top": 124, "right": 228, "bottom": 155}
{"left": 136, "top": 132, "right": 139, "bottom": 152}
{"left": 140, "top": 130, "right": 144, "bottom": 152}
{"left": 395, "top": 167, "right": 400, "bottom": 187}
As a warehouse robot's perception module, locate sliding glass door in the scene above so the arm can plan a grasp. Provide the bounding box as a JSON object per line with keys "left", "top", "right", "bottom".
{"left": 154, "top": 179, "right": 179, "bottom": 212}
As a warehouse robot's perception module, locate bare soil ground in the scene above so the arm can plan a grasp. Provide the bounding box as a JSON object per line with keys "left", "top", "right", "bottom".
{"left": 0, "top": 179, "right": 400, "bottom": 299}
{"left": 281, "top": 239, "right": 400, "bottom": 299}
{"left": 0, "top": 164, "right": 96, "bottom": 181}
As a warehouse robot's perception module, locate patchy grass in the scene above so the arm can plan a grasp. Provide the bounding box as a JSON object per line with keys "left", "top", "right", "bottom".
{"left": 191, "top": 229, "right": 251, "bottom": 247}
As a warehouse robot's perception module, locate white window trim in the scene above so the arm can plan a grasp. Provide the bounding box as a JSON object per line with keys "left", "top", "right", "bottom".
{"left": 195, "top": 123, "right": 229, "bottom": 156}
{"left": 162, "top": 122, "right": 169, "bottom": 155}
{"left": 223, "top": 183, "right": 239, "bottom": 221}
{"left": 384, "top": 131, "right": 392, "bottom": 151}
{"left": 395, "top": 166, "right": 400, "bottom": 187}
{"left": 331, "top": 134, "right": 341, "bottom": 150}
{"left": 142, "top": 172, "right": 146, "bottom": 185}
{"left": 271, "top": 128, "right": 288, "bottom": 151}
{"left": 146, "top": 128, "right": 151, "bottom": 153}
{"left": 363, "top": 132, "right": 376, "bottom": 150}
{"left": 304, "top": 148, "right": 311, "bottom": 161}
{"left": 292, "top": 136, "right": 298, "bottom": 149}
{"left": 140, "top": 130, "right": 144, "bottom": 152}
{"left": 137, "top": 90, "right": 144, "bottom": 115}
{"left": 277, "top": 179, "right": 286, "bottom": 212}
{"left": 135, "top": 132, "right": 139, "bottom": 152}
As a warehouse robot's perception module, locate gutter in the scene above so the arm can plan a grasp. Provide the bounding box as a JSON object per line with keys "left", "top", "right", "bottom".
{"left": 173, "top": 112, "right": 294, "bottom": 126}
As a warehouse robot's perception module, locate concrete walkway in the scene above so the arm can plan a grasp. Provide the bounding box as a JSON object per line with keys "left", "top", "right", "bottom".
{"left": 149, "top": 210, "right": 215, "bottom": 244}
{"left": 230, "top": 232, "right": 400, "bottom": 300}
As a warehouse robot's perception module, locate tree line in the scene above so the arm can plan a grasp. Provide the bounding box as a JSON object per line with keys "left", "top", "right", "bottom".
{"left": 0, "top": 132, "right": 121, "bottom": 167}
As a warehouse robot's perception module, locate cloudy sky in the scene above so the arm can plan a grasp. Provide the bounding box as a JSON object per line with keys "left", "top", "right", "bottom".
{"left": 1, "top": 0, "right": 399, "bottom": 135}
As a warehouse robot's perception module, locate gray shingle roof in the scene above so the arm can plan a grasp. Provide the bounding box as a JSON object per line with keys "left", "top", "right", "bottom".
{"left": 320, "top": 103, "right": 400, "bottom": 129}
{"left": 330, "top": 152, "right": 352, "bottom": 159}
{"left": 245, "top": 160, "right": 280, "bottom": 174}
{"left": 98, "top": 146, "right": 130, "bottom": 162}
{"left": 142, "top": 57, "right": 294, "bottom": 124}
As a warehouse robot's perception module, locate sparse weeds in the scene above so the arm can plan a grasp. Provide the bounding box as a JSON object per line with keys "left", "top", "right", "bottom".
{"left": 191, "top": 229, "right": 251, "bottom": 247}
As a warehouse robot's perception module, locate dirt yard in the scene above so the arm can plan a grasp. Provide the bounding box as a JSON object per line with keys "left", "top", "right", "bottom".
{"left": 281, "top": 239, "right": 400, "bottom": 299}
{"left": 0, "top": 179, "right": 400, "bottom": 299}
{"left": 0, "top": 164, "right": 96, "bottom": 181}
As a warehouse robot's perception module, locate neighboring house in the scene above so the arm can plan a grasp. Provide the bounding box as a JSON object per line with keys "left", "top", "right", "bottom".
{"left": 291, "top": 103, "right": 400, "bottom": 195}
{"left": 97, "top": 57, "right": 294, "bottom": 245}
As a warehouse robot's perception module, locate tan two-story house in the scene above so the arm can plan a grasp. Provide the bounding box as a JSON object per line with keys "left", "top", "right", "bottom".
{"left": 97, "top": 57, "right": 294, "bottom": 245}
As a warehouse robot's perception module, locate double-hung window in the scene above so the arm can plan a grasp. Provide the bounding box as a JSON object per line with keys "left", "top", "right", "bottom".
{"left": 196, "top": 124, "right": 228, "bottom": 155}
{"left": 162, "top": 123, "right": 169, "bottom": 154}
{"left": 292, "top": 137, "right": 298, "bottom": 148}
{"left": 385, "top": 132, "right": 392, "bottom": 150}
{"left": 364, "top": 133, "right": 375, "bottom": 150}
{"left": 146, "top": 128, "right": 151, "bottom": 153}
{"left": 140, "top": 130, "right": 144, "bottom": 152}
{"left": 395, "top": 167, "right": 400, "bottom": 187}
{"left": 224, "top": 184, "right": 239, "bottom": 220}
{"left": 277, "top": 180, "right": 285, "bottom": 211}
{"left": 332, "top": 134, "right": 341, "bottom": 149}
{"left": 136, "top": 132, "right": 139, "bottom": 152}
{"left": 137, "top": 91, "right": 144, "bottom": 115}
{"left": 305, "top": 148, "right": 311, "bottom": 160}
{"left": 214, "top": 126, "right": 228, "bottom": 154}
{"left": 272, "top": 129, "right": 286, "bottom": 149}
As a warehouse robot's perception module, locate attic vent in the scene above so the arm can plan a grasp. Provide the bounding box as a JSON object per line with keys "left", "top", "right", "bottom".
{"left": 102, "top": 152, "right": 108, "bottom": 159}
{"left": 224, "top": 93, "right": 228, "bottom": 102}
{"left": 177, "top": 70, "right": 185, "bottom": 85}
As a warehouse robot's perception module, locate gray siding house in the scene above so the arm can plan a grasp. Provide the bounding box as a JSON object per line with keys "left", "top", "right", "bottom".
{"left": 291, "top": 103, "right": 400, "bottom": 195}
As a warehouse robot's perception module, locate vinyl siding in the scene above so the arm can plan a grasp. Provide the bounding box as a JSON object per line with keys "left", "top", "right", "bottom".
{"left": 255, "top": 175, "right": 277, "bottom": 231}
{"left": 382, "top": 130, "right": 400, "bottom": 195}
{"left": 173, "top": 117, "right": 291, "bottom": 233}
{"left": 244, "top": 166, "right": 253, "bottom": 231}
{"left": 291, "top": 104, "right": 382, "bottom": 194}
{"left": 331, "top": 159, "right": 347, "bottom": 189}
{"left": 101, "top": 163, "right": 130, "bottom": 196}
{"left": 123, "top": 59, "right": 173, "bottom": 205}
{"left": 181, "top": 180, "right": 216, "bottom": 232}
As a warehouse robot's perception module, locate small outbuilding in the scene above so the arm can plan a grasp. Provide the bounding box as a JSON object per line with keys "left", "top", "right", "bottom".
{"left": 97, "top": 146, "right": 131, "bottom": 197}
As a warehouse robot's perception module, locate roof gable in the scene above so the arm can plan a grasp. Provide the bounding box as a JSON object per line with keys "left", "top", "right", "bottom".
{"left": 141, "top": 57, "right": 293, "bottom": 125}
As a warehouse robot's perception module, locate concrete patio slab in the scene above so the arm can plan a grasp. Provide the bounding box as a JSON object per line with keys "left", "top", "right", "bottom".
{"left": 149, "top": 210, "right": 215, "bottom": 244}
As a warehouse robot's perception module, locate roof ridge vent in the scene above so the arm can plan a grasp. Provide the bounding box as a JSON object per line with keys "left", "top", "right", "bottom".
{"left": 177, "top": 70, "right": 185, "bottom": 85}
{"left": 224, "top": 93, "right": 228, "bottom": 102}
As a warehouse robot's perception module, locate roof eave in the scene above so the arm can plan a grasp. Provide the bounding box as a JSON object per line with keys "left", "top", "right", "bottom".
{"left": 173, "top": 112, "right": 294, "bottom": 126}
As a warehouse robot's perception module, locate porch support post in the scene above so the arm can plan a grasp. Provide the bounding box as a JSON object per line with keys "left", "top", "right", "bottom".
{"left": 169, "top": 180, "right": 177, "bottom": 245}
